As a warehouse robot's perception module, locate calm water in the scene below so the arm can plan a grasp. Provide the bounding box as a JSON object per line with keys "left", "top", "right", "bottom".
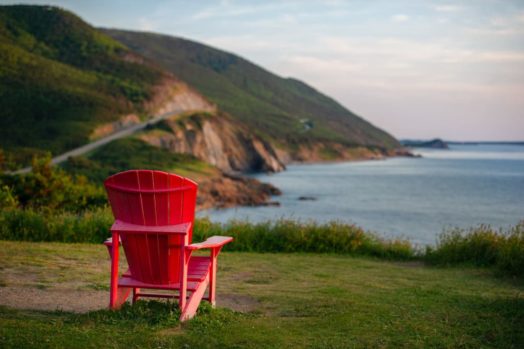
{"left": 201, "top": 144, "right": 524, "bottom": 245}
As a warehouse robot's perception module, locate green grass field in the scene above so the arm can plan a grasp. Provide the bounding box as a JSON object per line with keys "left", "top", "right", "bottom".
{"left": 1, "top": 241, "right": 522, "bottom": 348}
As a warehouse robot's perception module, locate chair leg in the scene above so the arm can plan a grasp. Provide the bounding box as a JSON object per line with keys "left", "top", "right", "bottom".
{"left": 208, "top": 248, "right": 218, "bottom": 307}
{"left": 113, "top": 285, "right": 132, "bottom": 308}
{"left": 109, "top": 232, "right": 131, "bottom": 309}
{"left": 132, "top": 288, "right": 140, "bottom": 304}
{"left": 180, "top": 275, "right": 209, "bottom": 322}
{"left": 179, "top": 248, "right": 188, "bottom": 314}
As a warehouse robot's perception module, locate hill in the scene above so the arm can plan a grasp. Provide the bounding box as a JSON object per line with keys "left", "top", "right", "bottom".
{"left": 1, "top": 5, "right": 402, "bottom": 173}
{"left": 0, "top": 5, "right": 169, "bottom": 166}
{"left": 401, "top": 138, "right": 449, "bottom": 149}
{"left": 102, "top": 29, "right": 401, "bottom": 156}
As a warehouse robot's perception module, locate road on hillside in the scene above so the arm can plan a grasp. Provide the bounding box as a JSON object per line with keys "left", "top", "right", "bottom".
{"left": 12, "top": 108, "right": 185, "bottom": 175}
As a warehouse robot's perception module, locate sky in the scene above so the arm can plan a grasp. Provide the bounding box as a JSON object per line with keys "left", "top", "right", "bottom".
{"left": 3, "top": 0, "right": 524, "bottom": 141}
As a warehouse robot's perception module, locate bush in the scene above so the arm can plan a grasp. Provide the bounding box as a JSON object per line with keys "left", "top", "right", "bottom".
{"left": 0, "top": 185, "right": 18, "bottom": 210}
{"left": 425, "top": 222, "right": 524, "bottom": 277}
{"left": 497, "top": 224, "right": 524, "bottom": 277}
{"left": 0, "top": 154, "right": 106, "bottom": 212}
{"left": 0, "top": 207, "right": 113, "bottom": 243}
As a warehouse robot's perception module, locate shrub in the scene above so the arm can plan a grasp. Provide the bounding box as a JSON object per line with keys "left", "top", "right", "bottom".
{"left": 0, "top": 154, "right": 106, "bottom": 212}
{"left": 0, "top": 207, "right": 113, "bottom": 243}
{"left": 497, "top": 223, "right": 524, "bottom": 277}
{"left": 426, "top": 222, "right": 524, "bottom": 277}
{"left": 0, "top": 185, "right": 18, "bottom": 210}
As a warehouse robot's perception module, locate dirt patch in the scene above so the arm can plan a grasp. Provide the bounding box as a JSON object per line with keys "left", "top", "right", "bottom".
{"left": 217, "top": 293, "right": 260, "bottom": 313}
{"left": 227, "top": 271, "right": 255, "bottom": 281}
{"left": 0, "top": 286, "right": 260, "bottom": 314}
{"left": 395, "top": 261, "right": 426, "bottom": 268}
{"left": 0, "top": 286, "right": 107, "bottom": 313}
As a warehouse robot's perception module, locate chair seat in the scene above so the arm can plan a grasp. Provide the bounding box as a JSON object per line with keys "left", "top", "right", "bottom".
{"left": 188, "top": 256, "right": 211, "bottom": 282}
{"left": 118, "top": 256, "right": 211, "bottom": 290}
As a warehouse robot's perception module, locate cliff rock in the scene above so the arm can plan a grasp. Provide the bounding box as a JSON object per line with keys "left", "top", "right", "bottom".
{"left": 139, "top": 113, "right": 285, "bottom": 173}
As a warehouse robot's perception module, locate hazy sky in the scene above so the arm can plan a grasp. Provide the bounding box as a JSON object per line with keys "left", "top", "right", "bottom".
{"left": 3, "top": 0, "right": 524, "bottom": 141}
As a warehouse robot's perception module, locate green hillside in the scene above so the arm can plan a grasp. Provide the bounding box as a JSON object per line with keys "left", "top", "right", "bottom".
{"left": 0, "top": 6, "right": 163, "bottom": 166}
{"left": 0, "top": 5, "right": 401, "bottom": 170}
{"left": 103, "top": 29, "right": 400, "bottom": 150}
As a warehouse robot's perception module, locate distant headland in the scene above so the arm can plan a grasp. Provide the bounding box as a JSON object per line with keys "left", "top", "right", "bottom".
{"left": 400, "top": 138, "right": 449, "bottom": 149}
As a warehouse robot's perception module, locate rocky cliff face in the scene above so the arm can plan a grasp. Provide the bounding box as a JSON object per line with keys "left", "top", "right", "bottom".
{"left": 139, "top": 113, "right": 285, "bottom": 173}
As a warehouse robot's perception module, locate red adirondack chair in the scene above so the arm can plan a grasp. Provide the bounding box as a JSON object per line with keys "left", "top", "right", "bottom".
{"left": 102, "top": 170, "right": 232, "bottom": 321}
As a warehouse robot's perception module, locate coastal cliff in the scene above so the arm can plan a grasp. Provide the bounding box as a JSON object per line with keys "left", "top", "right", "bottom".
{"left": 138, "top": 112, "right": 285, "bottom": 173}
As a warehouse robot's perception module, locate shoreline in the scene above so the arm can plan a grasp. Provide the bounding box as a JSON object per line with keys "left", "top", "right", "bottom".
{"left": 200, "top": 149, "right": 418, "bottom": 211}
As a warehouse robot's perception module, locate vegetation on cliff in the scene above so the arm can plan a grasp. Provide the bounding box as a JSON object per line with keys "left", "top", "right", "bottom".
{"left": 62, "top": 137, "right": 213, "bottom": 183}
{"left": 0, "top": 5, "right": 163, "bottom": 166}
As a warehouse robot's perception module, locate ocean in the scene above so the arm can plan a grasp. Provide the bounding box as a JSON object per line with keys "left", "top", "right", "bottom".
{"left": 201, "top": 144, "right": 524, "bottom": 245}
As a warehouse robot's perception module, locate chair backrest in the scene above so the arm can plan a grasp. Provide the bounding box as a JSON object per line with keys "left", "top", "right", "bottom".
{"left": 104, "top": 170, "right": 198, "bottom": 284}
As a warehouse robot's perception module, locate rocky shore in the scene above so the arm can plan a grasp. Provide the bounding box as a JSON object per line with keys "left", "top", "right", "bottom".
{"left": 196, "top": 173, "right": 281, "bottom": 210}
{"left": 192, "top": 145, "right": 414, "bottom": 211}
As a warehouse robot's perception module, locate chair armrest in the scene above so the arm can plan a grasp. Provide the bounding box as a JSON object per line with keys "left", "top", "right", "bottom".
{"left": 186, "top": 236, "right": 233, "bottom": 250}
{"left": 110, "top": 220, "right": 192, "bottom": 235}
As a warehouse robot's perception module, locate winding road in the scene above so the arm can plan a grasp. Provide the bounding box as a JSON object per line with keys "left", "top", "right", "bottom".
{"left": 11, "top": 108, "right": 185, "bottom": 175}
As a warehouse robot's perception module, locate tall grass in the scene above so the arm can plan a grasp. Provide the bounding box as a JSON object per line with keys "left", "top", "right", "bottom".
{"left": 0, "top": 206, "right": 522, "bottom": 275}
{"left": 193, "top": 218, "right": 415, "bottom": 260}
{"left": 0, "top": 208, "right": 414, "bottom": 259}
{"left": 0, "top": 207, "right": 113, "bottom": 243}
{"left": 426, "top": 222, "right": 524, "bottom": 277}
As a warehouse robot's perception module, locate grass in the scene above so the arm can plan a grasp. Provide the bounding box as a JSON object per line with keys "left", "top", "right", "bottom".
{"left": 1, "top": 203, "right": 523, "bottom": 278}
{"left": 426, "top": 222, "right": 524, "bottom": 277}
{"left": 194, "top": 218, "right": 416, "bottom": 260}
{"left": 0, "top": 208, "right": 416, "bottom": 260}
{"left": 0, "top": 207, "right": 114, "bottom": 243}
{"left": 0, "top": 240, "right": 523, "bottom": 348}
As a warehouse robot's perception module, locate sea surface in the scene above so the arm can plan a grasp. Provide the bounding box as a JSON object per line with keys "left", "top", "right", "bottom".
{"left": 200, "top": 144, "right": 524, "bottom": 245}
